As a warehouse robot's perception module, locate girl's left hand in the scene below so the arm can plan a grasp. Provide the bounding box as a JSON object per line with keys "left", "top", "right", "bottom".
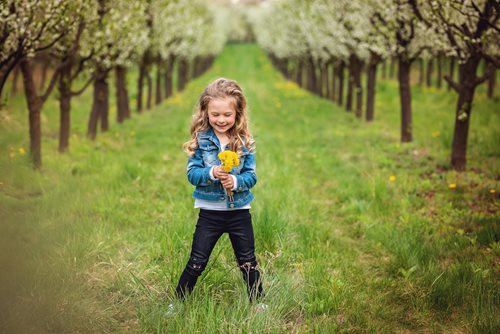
{"left": 219, "top": 174, "right": 234, "bottom": 190}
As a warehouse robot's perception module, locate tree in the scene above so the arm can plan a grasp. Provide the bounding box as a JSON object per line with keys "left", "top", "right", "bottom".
{"left": 0, "top": 0, "right": 83, "bottom": 168}
{"left": 411, "top": 0, "right": 500, "bottom": 170}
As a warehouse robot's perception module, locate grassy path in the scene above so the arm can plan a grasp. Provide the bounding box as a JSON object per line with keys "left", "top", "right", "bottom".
{"left": 1, "top": 44, "right": 498, "bottom": 333}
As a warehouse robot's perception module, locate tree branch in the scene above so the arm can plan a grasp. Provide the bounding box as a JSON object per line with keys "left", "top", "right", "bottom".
{"left": 70, "top": 75, "right": 94, "bottom": 97}
{"left": 444, "top": 75, "right": 461, "bottom": 92}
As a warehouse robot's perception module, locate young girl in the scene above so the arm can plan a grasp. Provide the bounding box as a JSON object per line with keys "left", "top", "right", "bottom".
{"left": 174, "top": 78, "right": 264, "bottom": 304}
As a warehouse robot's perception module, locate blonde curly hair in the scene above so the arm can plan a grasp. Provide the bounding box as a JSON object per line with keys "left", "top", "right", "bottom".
{"left": 183, "top": 78, "right": 255, "bottom": 157}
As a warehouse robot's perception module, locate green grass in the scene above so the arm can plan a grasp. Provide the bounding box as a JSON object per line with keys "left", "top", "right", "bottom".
{"left": 1, "top": 44, "right": 499, "bottom": 333}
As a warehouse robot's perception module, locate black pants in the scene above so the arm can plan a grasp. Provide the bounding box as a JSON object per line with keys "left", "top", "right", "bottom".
{"left": 175, "top": 209, "right": 264, "bottom": 302}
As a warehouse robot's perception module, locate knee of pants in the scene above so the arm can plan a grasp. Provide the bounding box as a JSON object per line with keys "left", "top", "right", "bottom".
{"left": 238, "top": 259, "right": 259, "bottom": 273}
{"left": 186, "top": 257, "right": 208, "bottom": 277}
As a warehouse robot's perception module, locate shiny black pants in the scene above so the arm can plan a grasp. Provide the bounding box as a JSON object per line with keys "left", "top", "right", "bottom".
{"left": 175, "top": 209, "right": 264, "bottom": 302}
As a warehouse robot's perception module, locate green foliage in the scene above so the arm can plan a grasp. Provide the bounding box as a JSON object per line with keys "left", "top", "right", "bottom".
{"left": 0, "top": 44, "right": 498, "bottom": 333}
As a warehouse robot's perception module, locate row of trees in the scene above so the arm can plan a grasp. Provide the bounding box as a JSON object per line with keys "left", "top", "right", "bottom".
{"left": 249, "top": 0, "right": 499, "bottom": 171}
{"left": 1, "top": 0, "right": 228, "bottom": 169}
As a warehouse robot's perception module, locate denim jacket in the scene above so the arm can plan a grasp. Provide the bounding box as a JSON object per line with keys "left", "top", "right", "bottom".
{"left": 187, "top": 127, "right": 257, "bottom": 209}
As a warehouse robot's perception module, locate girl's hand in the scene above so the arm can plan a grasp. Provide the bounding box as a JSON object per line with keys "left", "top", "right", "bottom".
{"left": 213, "top": 165, "right": 227, "bottom": 179}
{"left": 220, "top": 175, "right": 234, "bottom": 190}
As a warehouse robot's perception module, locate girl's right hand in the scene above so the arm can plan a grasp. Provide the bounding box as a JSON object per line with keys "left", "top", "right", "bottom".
{"left": 213, "top": 165, "right": 228, "bottom": 180}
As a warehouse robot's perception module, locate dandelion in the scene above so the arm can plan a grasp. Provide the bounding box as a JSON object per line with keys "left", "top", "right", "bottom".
{"left": 389, "top": 175, "right": 396, "bottom": 182}
{"left": 9, "top": 152, "right": 15, "bottom": 159}
{"left": 218, "top": 150, "right": 240, "bottom": 173}
{"left": 431, "top": 131, "right": 440, "bottom": 138}
{"left": 448, "top": 183, "right": 457, "bottom": 189}
{"left": 18, "top": 147, "right": 26, "bottom": 155}
{"left": 490, "top": 189, "right": 496, "bottom": 194}
{"left": 218, "top": 150, "right": 240, "bottom": 201}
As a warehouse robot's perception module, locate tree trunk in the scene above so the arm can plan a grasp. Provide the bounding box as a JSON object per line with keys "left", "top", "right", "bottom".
{"left": 487, "top": 64, "right": 495, "bottom": 98}
{"left": 451, "top": 57, "right": 481, "bottom": 171}
{"left": 137, "top": 63, "right": 145, "bottom": 113}
{"left": 146, "top": 70, "right": 152, "bottom": 110}
{"left": 353, "top": 57, "right": 363, "bottom": 118}
{"left": 12, "top": 65, "right": 20, "bottom": 95}
{"left": 319, "top": 62, "right": 325, "bottom": 97}
{"left": 426, "top": 58, "right": 433, "bottom": 87}
{"left": 58, "top": 62, "right": 72, "bottom": 153}
{"left": 100, "top": 74, "right": 109, "bottom": 131}
{"left": 337, "top": 61, "right": 345, "bottom": 107}
{"left": 330, "top": 61, "right": 336, "bottom": 101}
{"left": 381, "top": 60, "right": 387, "bottom": 80}
{"left": 389, "top": 57, "right": 396, "bottom": 79}
{"left": 20, "top": 58, "right": 43, "bottom": 169}
{"left": 155, "top": 61, "right": 162, "bottom": 105}
{"left": 366, "top": 58, "right": 378, "bottom": 122}
{"left": 39, "top": 61, "right": 49, "bottom": 91}
{"left": 398, "top": 57, "right": 413, "bottom": 142}
{"left": 177, "top": 58, "right": 189, "bottom": 92}
{"left": 346, "top": 58, "right": 356, "bottom": 112}
{"left": 418, "top": 58, "right": 424, "bottom": 86}
{"left": 164, "top": 54, "right": 174, "bottom": 98}
{"left": 448, "top": 58, "right": 455, "bottom": 91}
{"left": 436, "top": 56, "right": 443, "bottom": 88}
{"left": 296, "top": 59, "right": 304, "bottom": 87}
{"left": 87, "top": 70, "right": 108, "bottom": 139}
{"left": 115, "top": 65, "right": 130, "bottom": 123}
{"left": 307, "top": 56, "right": 317, "bottom": 94}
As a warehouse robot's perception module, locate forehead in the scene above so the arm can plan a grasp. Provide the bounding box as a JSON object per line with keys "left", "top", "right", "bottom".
{"left": 208, "top": 97, "right": 236, "bottom": 113}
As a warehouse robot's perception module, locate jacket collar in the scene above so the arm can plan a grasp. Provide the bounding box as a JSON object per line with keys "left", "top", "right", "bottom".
{"left": 198, "top": 127, "right": 220, "bottom": 147}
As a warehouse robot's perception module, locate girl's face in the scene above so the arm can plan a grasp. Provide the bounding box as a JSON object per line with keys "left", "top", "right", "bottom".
{"left": 207, "top": 97, "right": 236, "bottom": 137}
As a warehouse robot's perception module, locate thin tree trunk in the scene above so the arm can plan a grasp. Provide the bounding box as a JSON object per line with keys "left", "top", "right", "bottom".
{"left": 164, "top": 55, "right": 174, "bottom": 99}
{"left": 346, "top": 58, "right": 355, "bottom": 112}
{"left": 297, "top": 59, "right": 304, "bottom": 87}
{"left": 418, "top": 58, "right": 424, "bottom": 86}
{"left": 115, "top": 65, "right": 130, "bottom": 123}
{"left": 337, "top": 61, "right": 345, "bottom": 107}
{"left": 155, "top": 61, "right": 162, "bottom": 105}
{"left": 389, "top": 57, "right": 396, "bottom": 79}
{"left": 88, "top": 70, "right": 108, "bottom": 139}
{"left": 437, "top": 56, "right": 443, "bottom": 88}
{"left": 330, "top": 61, "right": 336, "bottom": 101}
{"left": 448, "top": 58, "right": 455, "bottom": 91}
{"left": 146, "top": 71, "right": 152, "bottom": 110}
{"left": 39, "top": 61, "right": 49, "bottom": 91}
{"left": 398, "top": 57, "right": 413, "bottom": 142}
{"left": 100, "top": 73, "right": 109, "bottom": 131}
{"left": 426, "top": 58, "right": 433, "bottom": 87}
{"left": 366, "top": 57, "right": 378, "bottom": 122}
{"left": 307, "top": 56, "right": 317, "bottom": 94}
{"left": 381, "top": 60, "right": 387, "bottom": 80}
{"left": 58, "top": 62, "right": 72, "bottom": 152}
{"left": 177, "top": 58, "right": 189, "bottom": 92}
{"left": 137, "top": 63, "right": 145, "bottom": 113}
{"left": 20, "top": 58, "right": 43, "bottom": 169}
{"left": 12, "top": 64, "right": 20, "bottom": 95}
{"left": 487, "top": 64, "right": 495, "bottom": 98}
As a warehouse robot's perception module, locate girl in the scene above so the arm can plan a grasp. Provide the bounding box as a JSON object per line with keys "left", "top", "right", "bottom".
{"left": 174, "top": 78, "right": 264, "bottom": 304}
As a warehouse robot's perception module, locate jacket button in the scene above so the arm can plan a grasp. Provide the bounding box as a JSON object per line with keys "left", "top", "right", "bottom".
{"left": 230, "top": 204, "right": 235, "bottom": 208}
{"left": 239, "top": 186, "right": 243, "bottom": 191}
{"left": 207, "top": 180, "right": 212, "bottom": 185}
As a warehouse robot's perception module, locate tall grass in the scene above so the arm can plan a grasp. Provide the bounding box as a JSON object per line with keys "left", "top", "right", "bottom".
{"left": 0, "top": 44, "right": 498, "bottom": 333}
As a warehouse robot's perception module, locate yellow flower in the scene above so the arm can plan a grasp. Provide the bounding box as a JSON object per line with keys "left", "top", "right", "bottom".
{"left": 18, "top": 147, "right": 26, "bottom": 155}
{"left": 389, "top": 175, "right": 396, "bottom": 182}
{"left": 431, "top": 131, "right": 440, "bottom": 138}
{"left": 448, "top": 183, "right": 457, "bottom": 189}
{"left": 218, "top": 150, "right": 240, "bottom": 172}
{"left": 490, "top": 189, "right": 496, "bottom": 194}
{"left": 9, "top": 152, "right": 15, "bottom": 159}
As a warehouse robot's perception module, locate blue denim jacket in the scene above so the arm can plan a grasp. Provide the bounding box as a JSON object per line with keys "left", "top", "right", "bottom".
{"left": 187, "top": 127, "right": 257, "bottom": 209}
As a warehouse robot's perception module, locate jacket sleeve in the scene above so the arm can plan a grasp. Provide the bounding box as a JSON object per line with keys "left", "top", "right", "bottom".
{"left": 234, "top": 151, "right": 257, "bottom": 192}
{"left": 186, "top": 148, "right": 213, "bottom": 186}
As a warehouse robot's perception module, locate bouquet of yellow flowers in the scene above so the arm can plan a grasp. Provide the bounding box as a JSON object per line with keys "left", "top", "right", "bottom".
{"left": 218, "top": 150, "right": 240, "bottom": 201}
